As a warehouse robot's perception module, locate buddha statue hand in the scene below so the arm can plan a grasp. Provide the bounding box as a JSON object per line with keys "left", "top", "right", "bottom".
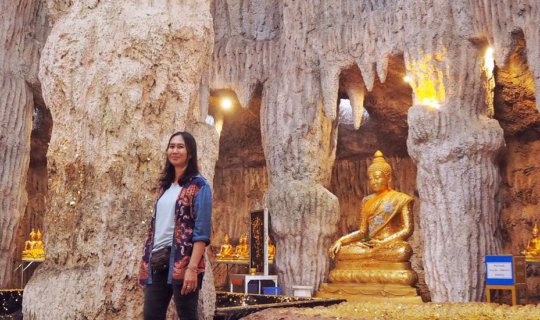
{"left": 330, "top": 233, "right": 370, "bottom": 260}
{"left": 329, "top": 241, "right": 341, "bottom": 260}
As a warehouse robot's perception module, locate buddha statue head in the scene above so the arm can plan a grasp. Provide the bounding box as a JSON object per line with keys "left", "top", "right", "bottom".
{"left": 367, "top": 150, "right": 392, "bottom": 193}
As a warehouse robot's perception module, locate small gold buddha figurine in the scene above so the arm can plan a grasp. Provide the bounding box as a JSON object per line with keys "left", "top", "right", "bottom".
{"left": 523, "top": 224, "right": 540, "bottom": 262}
{"left": 216, "top": 234, "right": 234, "bottom": 260}
{"left": 318, "top": 151, "right": 420, "bottom": 302}
{"left": 268, "top": 237, "right": 276, "bottom": 262}
{"left": 22, "top": 229, "right": 37, "bottom": 260}
{"left": 22, "top": 228, "right": 45, "bottom": 261}
{"left": 234, "top": 233, "right": 250, "bottom": 260}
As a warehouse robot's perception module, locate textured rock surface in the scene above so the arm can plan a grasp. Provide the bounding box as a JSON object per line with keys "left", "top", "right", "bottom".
{"left": 407, "top": 42, "right": 505, "bottom": 302}
{"left": 22, "top": 1, "right": 215, "bottom": 319}
{"left": 494, "top": 33, "right": 540, "bottom": 298}
{"left": 0, "top": 0, "right": 48, "bottom": 288}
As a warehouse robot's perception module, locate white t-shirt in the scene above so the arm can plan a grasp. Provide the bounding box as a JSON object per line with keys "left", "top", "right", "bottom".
{"left": 152, "top": 184, "right": 181, "bottom": 251}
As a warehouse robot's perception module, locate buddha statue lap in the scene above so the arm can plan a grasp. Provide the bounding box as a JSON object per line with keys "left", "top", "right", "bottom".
{"left": 317, "top": 151, "right": 420, "bottom": 302}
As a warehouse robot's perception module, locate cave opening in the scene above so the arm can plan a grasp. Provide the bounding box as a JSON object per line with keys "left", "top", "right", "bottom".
{"left": 208, "top": 86, "right": 268, "bottom": 288}
{"left": 11, "top": 102, "right": 52, "bottom": 288}
{"left": 328, "top": 55, "right": 430, "bottom": 300}
{"left": 493, "top": 31, "right": 540, "bottom": 298}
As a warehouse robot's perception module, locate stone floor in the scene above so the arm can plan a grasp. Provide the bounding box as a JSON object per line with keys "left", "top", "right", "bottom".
{"left": 241, "top": 301, "right": 540, "bottom": 320}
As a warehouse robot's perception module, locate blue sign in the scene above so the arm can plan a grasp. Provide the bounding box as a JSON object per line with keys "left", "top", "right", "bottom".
{"left": 485, "top": 255, "right": 514, "bottom": 285}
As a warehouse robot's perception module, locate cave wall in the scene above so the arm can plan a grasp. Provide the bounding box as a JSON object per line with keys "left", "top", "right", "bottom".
{"left": 211, "top": 166, "right": 268, "bottom": 286}
{"left": 212, "top": 166, "right": 268, "bottom": 245}
{"left": 494, "top": 34, "right": 540, "bottom": 297}
{"left": 12, "top": 105, "right": 52, "bottom": 288}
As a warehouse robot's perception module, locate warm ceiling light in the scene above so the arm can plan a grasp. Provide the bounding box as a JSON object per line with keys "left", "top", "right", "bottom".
{"left": 220, "top": 98, "right": 233, "bottom": 110}
{"left": 403, "top": 75, "right": 411, "bottom": 83}
{"left": 485, "top": 47, "right": 495, "bottom": 75}
{"left": 422, "top": 98, "right": 440, "bottom": 109}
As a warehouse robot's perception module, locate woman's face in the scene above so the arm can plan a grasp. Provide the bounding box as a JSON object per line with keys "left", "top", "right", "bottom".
{"left": 368, "top": 170, "right": 389, "bottom": 193}
{"left": 167, "top": 134, "right": 189, "bottom": 168}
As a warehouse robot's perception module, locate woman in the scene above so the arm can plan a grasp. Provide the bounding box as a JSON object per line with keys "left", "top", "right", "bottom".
{"left": 139, "top": 131, "right": 212, "bottom": 320}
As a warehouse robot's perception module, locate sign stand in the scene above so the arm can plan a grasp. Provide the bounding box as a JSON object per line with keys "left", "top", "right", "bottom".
{"left": 485, "top": 255, "right": 527, "bottom": 305}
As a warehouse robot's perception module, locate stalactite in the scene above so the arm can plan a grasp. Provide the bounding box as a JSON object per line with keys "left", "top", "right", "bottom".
{"left": 23, "top": 1, "right": 216, "bottom": 319}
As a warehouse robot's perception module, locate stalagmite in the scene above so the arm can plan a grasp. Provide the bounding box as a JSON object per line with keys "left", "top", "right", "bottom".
{"left": 22, "top": 1, "right": 216, "bottom": 319}
{"left": 407, "top": 41, "right": 504, "bottom": 302}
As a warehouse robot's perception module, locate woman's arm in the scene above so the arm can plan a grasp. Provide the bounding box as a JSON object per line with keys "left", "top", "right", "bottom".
{"left": 182, "top": 182, "right": 213, "bottom": 294}
{"left": 182, "top": 241, "right": 206, "bottom": 295}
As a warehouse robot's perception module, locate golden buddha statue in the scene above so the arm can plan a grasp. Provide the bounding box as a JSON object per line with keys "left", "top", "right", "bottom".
{"left": 523, "top": 224, "right": 540, "bottom": 262}
{"left": 216, "top": 234, "right": 234, "bottom": 260}
{"left": 22, "top": 228, "right": 45, "bottom": 261}
{"left": 268, "top": 237, "right": 276, "bottom": 262}
{"left": 234, "top": 233, "right": 250, "bottom": 260}
{"left": 317, "top": 151, "right": 420, "bottom": 303}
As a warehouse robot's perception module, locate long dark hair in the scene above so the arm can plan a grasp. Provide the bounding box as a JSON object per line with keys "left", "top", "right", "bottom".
{"left": 159, "top": 131, "right": 199, "bottom": 189}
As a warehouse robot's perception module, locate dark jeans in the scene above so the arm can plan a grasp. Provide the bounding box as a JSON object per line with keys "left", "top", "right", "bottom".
{"left": 143, "top": 269, "right": 203, "bottom": 320}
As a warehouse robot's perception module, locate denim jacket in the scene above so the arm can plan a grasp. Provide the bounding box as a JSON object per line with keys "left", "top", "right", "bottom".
{"left": 138, "top": 174, "right": 212, "bottom": 285}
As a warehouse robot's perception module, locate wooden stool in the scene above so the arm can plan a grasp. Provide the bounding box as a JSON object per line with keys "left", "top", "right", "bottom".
{"left": 486, "top": 284, "right": 528, "bottom": 305}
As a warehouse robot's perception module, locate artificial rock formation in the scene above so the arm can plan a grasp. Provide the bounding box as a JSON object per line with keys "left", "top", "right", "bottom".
{"left": 2, "top": 2, "right": 540, "bottom": 318}
{"left": 0, "top": 0, "right": 48, "bottom": 288}
{"left": 407, "top": 41, "right": 505, "bottom": 302}
{"left": 494, "top": 34, "right": 540, "bottom": 296}
{"left": 209, "top": 0, "right": 540, "bottom": 302}
{"left": 22, "top": 1, "right": 216, "bottom": 319}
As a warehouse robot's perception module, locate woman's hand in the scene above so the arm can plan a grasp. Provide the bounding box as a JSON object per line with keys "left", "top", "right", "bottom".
{"left": 181, "top": 267, "right": 198, "bottom": 295}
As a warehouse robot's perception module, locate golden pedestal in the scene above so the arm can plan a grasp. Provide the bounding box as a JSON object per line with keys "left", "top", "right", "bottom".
{"left": 318, "top": 260, "right": 421, "bottom": 303}
{"left": 316, "top": 283, "right": 422, "bottom": 303}
{"left": 329, "top": 261, "right": 417, "bottom": 286}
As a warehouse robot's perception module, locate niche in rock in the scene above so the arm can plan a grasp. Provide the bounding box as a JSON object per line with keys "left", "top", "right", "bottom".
{"left": 494, "top": 31, "right": 540, "bottom": 300}
{"left": 328, "top": 55, "right": 430, "bottom": 301}
{"left": 208, "top": 87, "right": 268, "bottom": 288}
{"left": 12, "top": 103, "right": 52, "bottom": 288}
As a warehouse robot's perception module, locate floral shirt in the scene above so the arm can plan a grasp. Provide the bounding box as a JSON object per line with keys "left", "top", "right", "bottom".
{"left": 138, "top": 174, "right": 212, "bottom": 285}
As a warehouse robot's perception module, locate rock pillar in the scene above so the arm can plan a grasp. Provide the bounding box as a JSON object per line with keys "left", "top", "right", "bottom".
{"left": 263, "top": 66, "right": 340, "bottom": 294}
{"left": 406, "top": 41, "right": 504, "bottom": 302}
{"left": 23, "top": 1, "right": 215, "bottom": 318}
